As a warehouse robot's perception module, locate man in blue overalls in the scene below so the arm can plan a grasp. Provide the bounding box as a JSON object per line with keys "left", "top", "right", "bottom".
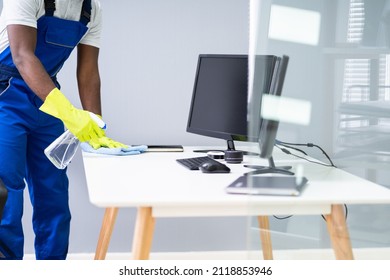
{"left": 0, "top": 0, "right": 125, "bottom": 259}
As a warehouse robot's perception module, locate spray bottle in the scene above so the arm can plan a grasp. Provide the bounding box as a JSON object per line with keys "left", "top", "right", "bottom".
{"left": 44, "top": 112, "right": 106, "bottom": 169}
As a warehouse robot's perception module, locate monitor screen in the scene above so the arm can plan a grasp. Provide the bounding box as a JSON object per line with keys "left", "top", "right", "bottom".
{"left": 186, "top": 54, "right": 277, "bottom": 149}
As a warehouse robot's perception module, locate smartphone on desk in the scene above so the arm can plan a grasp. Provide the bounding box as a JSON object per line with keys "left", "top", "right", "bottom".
{"left": 225, "top": 175, "right": 308, "bottom": 196}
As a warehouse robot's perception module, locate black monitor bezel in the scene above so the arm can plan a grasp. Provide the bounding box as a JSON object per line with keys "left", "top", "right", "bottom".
{"left": 186, "top": 54, "right": 277, "bottom": 144}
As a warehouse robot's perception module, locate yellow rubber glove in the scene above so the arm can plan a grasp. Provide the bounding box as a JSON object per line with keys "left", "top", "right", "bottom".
{"left": 88, "top": 136, "right": 128, "bottom": 149}
{"left": 39, "top": 88, "right": 104, "bottom": 142}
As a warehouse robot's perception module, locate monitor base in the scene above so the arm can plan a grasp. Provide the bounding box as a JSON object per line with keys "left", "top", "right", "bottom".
{"left": 193, "top": 140, "right": 259, "bottom": 156}
{"left": 244, "top": 156, "right": 294, "bottom": 176}
{"left": 244, "top": 166, "right": 294, "bottom": 176}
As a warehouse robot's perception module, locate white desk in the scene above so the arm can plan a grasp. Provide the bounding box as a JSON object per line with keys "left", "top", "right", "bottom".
{"left": 82, "top": 146, "right": 390, "bottom": 260}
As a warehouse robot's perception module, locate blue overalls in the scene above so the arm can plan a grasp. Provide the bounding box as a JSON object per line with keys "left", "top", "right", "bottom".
{"left": 0, "top": 0, "right": 92, "bottom": 260}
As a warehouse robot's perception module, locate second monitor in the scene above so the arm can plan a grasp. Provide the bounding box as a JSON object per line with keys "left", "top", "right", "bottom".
{"left": 245, "top": 55, "right": 294, "bottom": 175}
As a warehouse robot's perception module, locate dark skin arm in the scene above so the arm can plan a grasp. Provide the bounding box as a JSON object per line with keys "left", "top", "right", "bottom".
{"left": 7, "top": 24, "right": 56, "bottom": 100}
{"left": 77, "top": 43, "right": 102, "bottom": 116}
{"left": 7, "top": 24, "right": 102, "bottom": 116}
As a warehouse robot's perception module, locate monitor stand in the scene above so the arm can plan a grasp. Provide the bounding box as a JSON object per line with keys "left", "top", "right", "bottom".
{"left": 193, "top": 140, "right": 258, "bottom": 156}
{"left": 244, "top": 156, "right": 294, "bottom": 176}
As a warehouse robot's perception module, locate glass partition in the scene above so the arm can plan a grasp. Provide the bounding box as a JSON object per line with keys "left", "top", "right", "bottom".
{"left": 247, "top": 0, "right": 390, "bottom": 259}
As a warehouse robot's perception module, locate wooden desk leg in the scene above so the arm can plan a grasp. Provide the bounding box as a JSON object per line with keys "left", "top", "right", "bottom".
{"left": 132, "top": 207, "right": 155, "bottom": 260}
{"left": 94, "top": 207, "right": 119, "bottom": 260}
{"left": 257, "top": 216, "right": 273, "bottom": 260}
{"left": 325, "top": 204, "right": 354, "bottom": 260}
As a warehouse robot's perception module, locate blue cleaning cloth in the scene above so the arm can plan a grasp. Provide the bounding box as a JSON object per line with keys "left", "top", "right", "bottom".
{"left": 81, "top": 143, "right": 148, "bottom": 156}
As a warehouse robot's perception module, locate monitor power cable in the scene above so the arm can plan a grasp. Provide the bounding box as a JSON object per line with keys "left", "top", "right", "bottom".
{"left": 272, "top": 204, "right": 348, "bottom": 223}
{"left": 275, "top": 145, "right": 335, "bottom": 168}
{"left": 271, "top": 140, "right": 348, "bottom": 222}
{"left": 275, "top": 139, "right": 337, "bottom": 168}
{"left": 321, "top": 204, "right": 348, "bottom": 222}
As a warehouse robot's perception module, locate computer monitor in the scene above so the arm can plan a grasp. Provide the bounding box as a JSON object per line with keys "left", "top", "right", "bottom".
{"left": 186, "top": 54, "right": 277, "bottom": 152}
{"left": 245, "top": 55, "right": 294, "bottom": 175}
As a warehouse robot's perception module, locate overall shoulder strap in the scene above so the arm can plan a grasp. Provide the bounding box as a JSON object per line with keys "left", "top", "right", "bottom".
{"left": 80, "top": 0, "right": 92, "bottom": 26}
{"left": 44, "top": 0, "right": 56, "bottom": 17}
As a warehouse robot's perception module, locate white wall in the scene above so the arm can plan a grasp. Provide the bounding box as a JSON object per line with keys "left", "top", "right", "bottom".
{"left": 16, "top": 0, "right": 250, "bottom": 255}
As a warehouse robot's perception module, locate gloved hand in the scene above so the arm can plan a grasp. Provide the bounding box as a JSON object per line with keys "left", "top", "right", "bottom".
{"left": 39, "top": 88, "right": 104, "bottom": 142}
{"left": 88, "top": 136, "right": 128, "bottom": 149}
{"left": 80, "top": 142, "right": 147, "bottom": 156}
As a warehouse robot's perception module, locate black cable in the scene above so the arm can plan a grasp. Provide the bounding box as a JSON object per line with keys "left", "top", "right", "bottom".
{"left": 321, "top": 204, "right": 348, "bottom": 222}
{"left": 273, "top": 204, "right": 348, "bottom": 223}
{"left": 275, "top": 143, "right": 307, "bottom": 156}
{"left": 272, "top": 141, "right": 345, "bottom": 222}
{"left": 307, "top": 143, "right": 336, "bottom": 167}
{"left": 275, "top": 145, "right": 335, "bottom": 168}
{"left": 275, "top": 139, "right": 337, "bottom": 168}
{"left": 273, "top": 215, "right": 293, "bottom": 220}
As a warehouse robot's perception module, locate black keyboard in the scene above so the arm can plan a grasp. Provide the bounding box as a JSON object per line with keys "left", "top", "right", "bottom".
{"left": 176, "top": 156, "right": 224, "bottom": 170}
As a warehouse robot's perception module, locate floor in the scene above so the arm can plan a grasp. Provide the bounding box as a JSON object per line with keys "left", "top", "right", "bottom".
{"left": 24, "top": 248, "right": 390, "bottom": 260}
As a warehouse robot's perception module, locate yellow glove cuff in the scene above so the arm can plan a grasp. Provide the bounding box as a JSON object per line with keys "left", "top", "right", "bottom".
{"left": 39, "top": 88, "right": 73, "bottom": 119}
{"left": 39, "top": 88, "right": 105, "bottom": 142}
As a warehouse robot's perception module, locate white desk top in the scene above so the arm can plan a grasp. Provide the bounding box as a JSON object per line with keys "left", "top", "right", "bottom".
{"left": 82, "top": 146, "right": 390, "bottom": 217}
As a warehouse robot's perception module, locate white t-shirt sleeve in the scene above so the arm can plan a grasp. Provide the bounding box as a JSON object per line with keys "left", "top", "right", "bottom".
{"left": 3, "top": 0, "right": 40, "bottom": 29}
{"left": 2, "top": 0, "right": 102, "bottom": 48}
{"left": 80, "top": 0, "right": 102, "bottom": 48}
